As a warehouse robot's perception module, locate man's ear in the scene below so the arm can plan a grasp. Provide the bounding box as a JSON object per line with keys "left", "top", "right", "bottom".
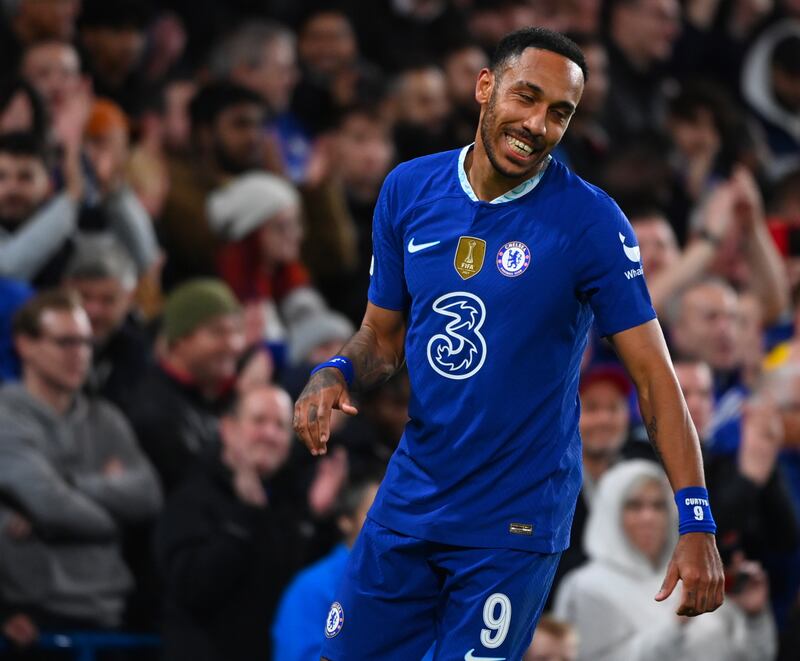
{"left": 14, "top": 335, "right": 33, "bottom": 363}
{"left": 475, "top": 67, "right": 494, "bottom": 106}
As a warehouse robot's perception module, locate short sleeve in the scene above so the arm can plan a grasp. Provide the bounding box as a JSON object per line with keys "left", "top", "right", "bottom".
{"left": 367, "top": 174, "right": 408, "bottom": 311}
{"left": 575, "top": 199, "right": 656, "bottom": 337}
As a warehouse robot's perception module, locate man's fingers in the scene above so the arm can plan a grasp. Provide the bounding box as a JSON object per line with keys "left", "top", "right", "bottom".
{"left": 655, "top": 562, "right": 679, "bottom": 602}
{"left": 293, "top": 401, "right": 319, "bottom": 454}
{"left": 336, "top": 390, "right": 359, "bottom": 416}
{"left": 317, "top": 400, "right": 334, "bottom": 446}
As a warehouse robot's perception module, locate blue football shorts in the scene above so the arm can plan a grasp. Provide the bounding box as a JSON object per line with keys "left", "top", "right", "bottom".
{"left": 320, "top": 517, "right": 561, "bottom": 661}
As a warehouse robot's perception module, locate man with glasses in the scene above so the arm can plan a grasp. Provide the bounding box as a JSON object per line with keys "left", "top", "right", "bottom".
{"left": 0, "top": 289, "right": 161, "bottom": 650}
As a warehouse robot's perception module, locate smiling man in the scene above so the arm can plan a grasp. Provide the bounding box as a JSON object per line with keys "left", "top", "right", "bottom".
{"left": 294, "top": 27, "right": 723, "bottom": 661}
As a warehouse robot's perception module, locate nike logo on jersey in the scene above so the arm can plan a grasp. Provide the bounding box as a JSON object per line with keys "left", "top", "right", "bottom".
{"left": 618, "top": 232, "right": 640, "bottom": 262}
{"left": 464, "top": 650, "right": 505, "bottom": 661}
{"left": 408, "top": 237, "right": 441, "bottom": 253}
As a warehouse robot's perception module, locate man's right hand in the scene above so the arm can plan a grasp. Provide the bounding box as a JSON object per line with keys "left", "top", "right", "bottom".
{"left": 293, "top": 368, "right": 358, "bottom": 456}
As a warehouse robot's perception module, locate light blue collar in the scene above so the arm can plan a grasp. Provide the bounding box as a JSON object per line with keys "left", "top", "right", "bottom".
{"left": 457, "top": 143, "right": 551, "bottom": 204}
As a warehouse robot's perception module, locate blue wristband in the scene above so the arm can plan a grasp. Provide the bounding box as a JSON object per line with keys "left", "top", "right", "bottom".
{"left": 675, "top": 487, "right": 716, "bottom": 535}
{"left": 310, "top": 355, "right": 354, "bottom": 388}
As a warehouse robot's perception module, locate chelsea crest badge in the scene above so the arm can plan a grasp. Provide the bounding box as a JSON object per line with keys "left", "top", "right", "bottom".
{"left": 496, "top": 241, "right": 531, "bottom": 277}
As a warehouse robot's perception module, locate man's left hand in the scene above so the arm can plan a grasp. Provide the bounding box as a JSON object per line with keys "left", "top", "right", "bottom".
{"left": 655, "top": 532, "right": 725, "bottom": 616}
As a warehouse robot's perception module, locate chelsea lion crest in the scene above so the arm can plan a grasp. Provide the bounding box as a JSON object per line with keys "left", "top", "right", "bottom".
{"left": 325, "top": 601, "right": 344, "bottom": 638}
{"left": 496, "top": 241, "right": 530, "bottom": 277}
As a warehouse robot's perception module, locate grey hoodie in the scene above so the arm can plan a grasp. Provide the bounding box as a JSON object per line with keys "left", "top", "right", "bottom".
{"left": 0, "top": 384, "right": 162, "bottom": 626}
{"left": 554, "top": 460, "right": 776, "bottom": 661}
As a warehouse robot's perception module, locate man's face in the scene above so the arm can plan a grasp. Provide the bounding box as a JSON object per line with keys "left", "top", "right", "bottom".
{"left": 80, "top": 26, "right": 145, "bottom": 83}
{"left": 162, "top": 80, "right": 196, "bottom": 153}
{"left": 674, "top": 362, "right": 714, "bottom": 438}
{"left": 579, "top": 381, "right": 630, "bottom": 459}
{"left": 211, "top": 103, "right": 265, "bottom": 174}
{"left": 524, "top": 629, "right": 578, "bottom": 661}
{"left": 17, "top": 0, "right": 81, "bottom": 41}
{"left": 335, "top": 112, "right": 394, "bottom": 194}
{"left": 233, "top": 387, "right": 293, "bottom": 476}
{"left": 668, "top": 108, "right": 719, "bottom": 159}
{"left": 64, "top": 277, "right": 133, "bottom": 345}
{"left": 21, "top": 42, "right": 82, "bottom": 114}
{"left": 674, "top": 284, "right": 740, "bottom": 371}
{"left": 444, "top": 46, "right": 489, "bottom": 109}
{"left": 616, "top": 0, "right": 681, "bottom": 64}
{"left": 234, "top": 37, "right": 298, "bottom": 114}
{"left": 396, "top": 67, "right": 450, "bottom": 130}
{"left": 298, "top": 12, "right": 357, "bottom": 76}
{"left": 173, "top": 314, "right": 245, "bottom": 387}
{"left": 0, "top": 153, "right": 50, "bottom": 225}
{"left": 17, "top": 307, "right": 93, "bottom": 393}
{"left": 632, "top": 216, "right": 679, "bottom": 277}
{"left": 579, "top": 43, "right": 608, "bottom": 116}
{"left": 476, "top": 48, "right": 583, "bottom": 181}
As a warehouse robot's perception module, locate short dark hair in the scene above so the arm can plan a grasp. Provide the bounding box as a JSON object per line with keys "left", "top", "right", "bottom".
{"left": 12, "top": 289, "right": 83, "bottom": 339}
{"left": 189, "top": 82, "right": 265, "bottom": 129}
{"left": 490, "top": 27, "right": 588, "bottom": 82}
{"left": 0, "top": 131, "right": 48, "bottom": 164}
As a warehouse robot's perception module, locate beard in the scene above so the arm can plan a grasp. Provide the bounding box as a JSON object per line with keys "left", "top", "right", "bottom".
{"left": 479, "top": 88, "right": 549, "bottom": 180}
{"left": 213, "top": 140, "right": 259, "bottom": 175}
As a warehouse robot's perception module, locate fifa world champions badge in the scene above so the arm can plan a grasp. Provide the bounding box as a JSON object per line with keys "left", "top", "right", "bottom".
{"left": 496, "top": 241, "right": 531, "bottom": 277}
{"left": 325, "top": 601, "right": 345, "bottom": 638}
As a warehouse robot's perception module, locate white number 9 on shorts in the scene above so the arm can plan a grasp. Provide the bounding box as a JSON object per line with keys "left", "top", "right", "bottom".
{"left": 480, "top": 593, "right": 511, "bottom": 649}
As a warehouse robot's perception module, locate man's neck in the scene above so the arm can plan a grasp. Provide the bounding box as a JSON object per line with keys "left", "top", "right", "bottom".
{"left": 23, "top": 373, "right": 74, "bottom": 415}
{"left": 465, "top": 140, "right": 547, "bottom": 202}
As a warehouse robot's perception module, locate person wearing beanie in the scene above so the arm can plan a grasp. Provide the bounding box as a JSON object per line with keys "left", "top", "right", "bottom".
{"left": 127, "top": 278, "right": 245, "bottom": 492}
{"left": 207, "top": 172, "right": 328, "bottom": 360}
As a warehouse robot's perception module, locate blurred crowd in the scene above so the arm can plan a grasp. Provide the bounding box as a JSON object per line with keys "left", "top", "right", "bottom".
{"left": 0, "top": 0, "right": 799, "bottom": 659}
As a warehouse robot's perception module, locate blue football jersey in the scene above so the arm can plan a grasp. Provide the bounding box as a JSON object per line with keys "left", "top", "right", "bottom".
{"left": 367, "top": 146, "right": 656, "bottom": 553}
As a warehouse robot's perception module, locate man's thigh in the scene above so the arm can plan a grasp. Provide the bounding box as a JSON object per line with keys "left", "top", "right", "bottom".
{"left": 320, "top": 518, "right": 440, "bottom": 661}
{"left": 432, "top": 546, "right": 561, "bottom": 661}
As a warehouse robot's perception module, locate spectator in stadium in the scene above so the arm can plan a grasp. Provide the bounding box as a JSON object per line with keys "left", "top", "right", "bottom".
{"left": 76, "top": 0, "right": 153, "bottom": 118}
{"left": 82, "top": 98, "right": 160, "bottom": 273}
{"left": 0, "top": 131, "right": 83, "bottom": 285}
{"left": 271, "top": 473, "right": 381, "bottom": 661}
{"left": 208, "top": 21, "right": 308, "bottom": 181}
{"left": 441, "top": 42, "right": 489, "bottom": 148}
{"left": 602, "top": 0, "right": 682, "bottom": 143}
{"left": 553, "top": 365, "right": 649, "bottom": 596}
{"left": 127, "top": 279, "right": 244, "bottom": 491}
{"left": 741, "top": 22, "right": 800, "bottom": 180}
{"left": 0, "top": 289, "right": 161, "bottom": 638}
{"left": 631, "top": 184, "right": 735, "bottom": 317}
{"left": 524, "top": 615, "right": 578, "bottom": 661}
{"left": 554, "top": 32, "right": 609, "bottom": 182}
{"left": 19, "top": 40, "right": 88, "bottom": 147}
{"left": 207, "top": 171, "right": 328, "bottom": 351}
{"left": 0, "top": 0, "right": 81, "bottom": 71}
{"left": 158, "top": 82, "right": 266, "bottom": 288}
{"left": 674, "top": 359, "right": 799, "bottom": 580}
{"left": 0, "top": 77, "right": 47, "bottom": 140}
{"left": 155, "top": 384, "right": 305, "bottom": 661}
{"left": 304, "top": 103, "right": 393, "bottom": 323}
{"left": 391, "top": 63, "right": 452, "bottom": 163}
{"left": 62, "top": 238, "right": 153, "bottom": 410}
{"left": 554, "top": 460, "right": 777, "bottom": 661}
{"left": 292, "top": 8, "right": 384, "bottom": 135}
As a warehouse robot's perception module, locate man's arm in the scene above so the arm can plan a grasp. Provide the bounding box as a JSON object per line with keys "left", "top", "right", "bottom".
{"left": 293, "top": 302, "right": 406, "bottom": 455}
{"left": 609, "top": 319, "right": 725, "bottom": 616}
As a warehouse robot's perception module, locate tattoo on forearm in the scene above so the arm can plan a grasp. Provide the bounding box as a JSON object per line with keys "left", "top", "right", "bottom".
{"left": 341, "top": 325, "right": 398, "bottom": 391}
{"left": 646, "top": 416, "right": 664, "bottom": 464}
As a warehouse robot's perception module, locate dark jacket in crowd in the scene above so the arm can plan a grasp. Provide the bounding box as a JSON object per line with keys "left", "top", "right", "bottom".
{"left": 85, "top": 316, "right": 153, "bottom": 413}
{"left": 127, "top": 362, "right": 234, "bottom": 492}
{"left": 154, "top": 448, "right": 306, "bottom": 661}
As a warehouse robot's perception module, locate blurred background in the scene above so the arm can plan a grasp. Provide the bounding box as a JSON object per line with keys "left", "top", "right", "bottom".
{"left": 0, "top": 0, "right": 799, "bottom": 659}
